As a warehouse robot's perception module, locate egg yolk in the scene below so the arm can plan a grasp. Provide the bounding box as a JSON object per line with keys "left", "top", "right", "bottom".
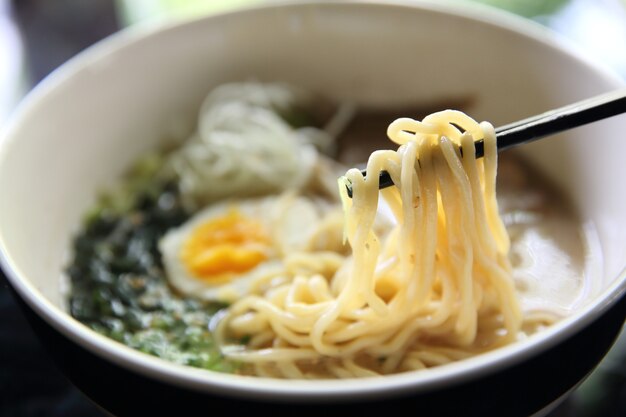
{"left": 180, "top": 209, "right": 272, "bottom": 282}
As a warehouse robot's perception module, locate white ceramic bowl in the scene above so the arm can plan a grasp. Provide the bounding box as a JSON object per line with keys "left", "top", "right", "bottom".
{"left": 1, "top": 1, "right": 625, "bottom": 416}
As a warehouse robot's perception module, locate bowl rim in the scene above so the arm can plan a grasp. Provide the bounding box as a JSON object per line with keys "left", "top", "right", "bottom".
{"left": 1, "top": 0, "right": 626, "bottom": 402}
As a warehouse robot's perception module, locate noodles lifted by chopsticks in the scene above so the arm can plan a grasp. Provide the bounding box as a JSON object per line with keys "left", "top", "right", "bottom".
{"left": 216, "top": 110, "right": 524, "bottom": 378}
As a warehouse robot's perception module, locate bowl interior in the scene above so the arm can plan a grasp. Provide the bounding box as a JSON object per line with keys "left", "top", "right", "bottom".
{"left": 1, "top": 0, "right": 625, "bottom": 399}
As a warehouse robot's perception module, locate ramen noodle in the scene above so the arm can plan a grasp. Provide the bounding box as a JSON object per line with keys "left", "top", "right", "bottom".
{"left": 213, "top": 111, "right": 530, "bottom": 378}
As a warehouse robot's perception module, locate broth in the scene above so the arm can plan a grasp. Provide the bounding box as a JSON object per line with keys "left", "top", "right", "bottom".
{"left": 65, "top": 96, "right": 590, "bottom": 377}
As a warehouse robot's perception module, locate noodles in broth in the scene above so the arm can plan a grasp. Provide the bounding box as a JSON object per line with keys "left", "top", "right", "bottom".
{"left": 215, "top": 110, "right": 531, "bottom": 378}
{"left": 69, "top": 83, "right": 577, "bottom": 380}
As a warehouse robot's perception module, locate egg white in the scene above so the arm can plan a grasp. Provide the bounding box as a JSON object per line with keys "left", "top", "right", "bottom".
{"left": 159, "top": 194, "right": 328, "bottom": 303}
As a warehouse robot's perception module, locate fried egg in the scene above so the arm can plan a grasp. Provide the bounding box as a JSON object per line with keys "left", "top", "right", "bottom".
{"left": 159, "top": 194, "right": 335, "bottom": 303}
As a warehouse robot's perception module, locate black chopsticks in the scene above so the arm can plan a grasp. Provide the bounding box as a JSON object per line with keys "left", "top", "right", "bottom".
{"left": 346, "top": 88, "right": 626, "bottom": 197}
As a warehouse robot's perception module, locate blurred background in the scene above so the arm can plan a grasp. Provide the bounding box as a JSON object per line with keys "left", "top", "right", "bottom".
{"left": 1, "top": 0, "right": 625, "bottom": 416}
